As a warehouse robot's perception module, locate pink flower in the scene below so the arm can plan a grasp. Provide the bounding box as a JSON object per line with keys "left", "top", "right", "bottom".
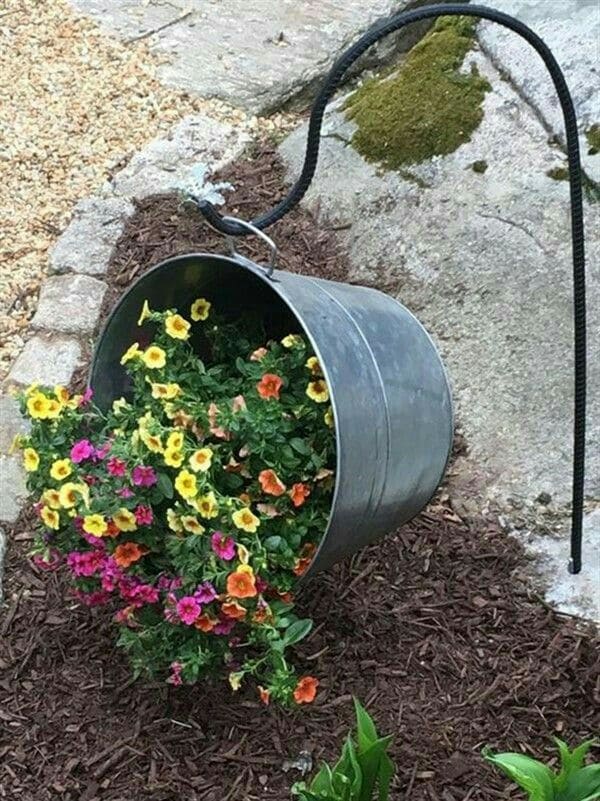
{"left": 83, "top": 474, "right": 97, "bottom": 486}
{"left": 176, "top": 596, "right": 201, "bottom": 625}
{"left": 231, "top": 394, "right": 247, "bottom": 413}
{"left": 32, "top": 550, "right": 61, "bottom": 571}
{"left": 214, "top": 616, "right": 236, "bottom": 636}
{"left": 118, "top": 487, "right": 134, "bottom": 499}
{"left": 132, "top": 465, "right": 157, "bottom": 487}
{"left": 74, "top": 589, "right": 110, "bottom": 607}
{"left": 194, "top": 581, "right": 217, "bottom": 605}
{"left": 94, "top": 441, "right": 111, "bottom": 460}
{"left": 167, "top": 661, "right": 183, "bottom": 686}
{"left": 70, "top": 439, "right": 94, "bottom": 463}
{"left": 134, "top": 505, "right": 153, "bottom": 526}
{"left": 128, "top": 583, "right": 159, "bottom": 607}
{"left": 101, "top": 557, "right": 123, "bottom": 592}
{"left": 255, "top": 576, "right": 268, "bottom": 594}
{"left": 81, "top": 530, "right": 106, "bottom": 549}
{"left": 211, "top": 532, "right": 236, "bottom": 561}
{"left": 79, "top": 387, "right": 94, "bottom": 406}
{"left": 107, "top": 457, "right": 127, "bottom": 477}
{"left": 250, "top": 347, "right": 267, "bottom": 361}
{"left": 66, "top": 550, "right": 105, "bottom": 577}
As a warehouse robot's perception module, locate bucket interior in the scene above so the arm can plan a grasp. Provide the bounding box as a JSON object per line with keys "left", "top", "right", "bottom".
{"left": 91, "top": 253, "right": 302, "bottom": 411}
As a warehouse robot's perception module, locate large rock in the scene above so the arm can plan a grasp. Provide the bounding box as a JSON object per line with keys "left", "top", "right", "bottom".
{"left": 478, "top": 0, "right": 600, "bottom": 180}
{"left": 69, "top": 0, "right": 445, "bottom": 114}
{"left": 279, "top": 52, "right": 600, "bottom": 509}
{"left": 31, "top": 275, "right": 107, "bottom": 335}
{"left": 7, "top": 335, "right": 82, "bottom": 388}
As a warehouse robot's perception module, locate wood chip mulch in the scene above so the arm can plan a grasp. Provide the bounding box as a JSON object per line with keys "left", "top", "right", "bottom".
{"left": 2, "top": 144, "right": 598, "bottom": 801}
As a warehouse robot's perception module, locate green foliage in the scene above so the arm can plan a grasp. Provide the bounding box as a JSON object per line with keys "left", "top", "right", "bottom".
{"left": 484, "top": 739, "right": 600, "bottom": 801}
{"left": 292, "top": 699, "right": 395, "bottom": 800}
{"left": 345, "top": 16, "right": 490, "bottom": 170}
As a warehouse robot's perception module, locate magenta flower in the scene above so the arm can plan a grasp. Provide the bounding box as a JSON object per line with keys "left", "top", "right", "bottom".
{"left": 128, "top": 583, "right": 159, "bottom": 607}
{"left": 118, "top": 486, "right": 135, "bottom": 499}
{"left": 70, "top": 439, "right": 94, "bottom": 463}
{"left": 132, "top": 465, "right": 157, "bottom": 487}
{"left": 167, "top": 661, "right": 183, "bottom": 686}
{"left": 74, "top": 589, "right": 111, "bottom": 607}
{"left": 211, "top": 532, "right": 236, "bottom": 561}
{"left": 255, "top": 576, "right": 268, "bottom": 594}
{"left": 134, "top": 505, "right": 153, "bottom": 526}
{"left": 32, "top": 550, "right": 61, "bottom": 571}
{"left": 94, "top": 441, "right": 111, "bottom": 461}
{"left": 214, "top": 616, "right": 236, "bottom": 636}
{"left": 176, "top": 596, "right": 201, "bottom": 625}
{"left": 67, "top": 550, "right": 105, "bottom": 577}
{"left": 81, "top": 530, "right": 106, "bottom": 549}
{"left": 101, "top": 557, "right": 123, "bottom": 592}
{"left": 114, "top": 606, "right": 136, "bottom": 626}
{"left": 79, "top": 387, "right": 94, "bottom": 406}
{"left": 194, "top": 581, "right": 217, "bottom": 605}
{"left": 107, "top": 457, "right": 127, "bottom": 477}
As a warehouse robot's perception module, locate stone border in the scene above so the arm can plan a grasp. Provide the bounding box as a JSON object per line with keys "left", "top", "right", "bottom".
{"left": 0, "top": 113, "right": 250, "bottom": 598}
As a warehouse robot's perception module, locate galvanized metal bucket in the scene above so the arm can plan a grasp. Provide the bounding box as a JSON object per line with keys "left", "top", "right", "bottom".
{"left": 90, "top": 233, "right": 453, "bottom": 577}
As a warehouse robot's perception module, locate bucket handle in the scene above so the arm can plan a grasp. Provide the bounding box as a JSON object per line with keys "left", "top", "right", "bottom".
{"left": 217, "top": 216, "right": 278, "bottom": 278}
{"left": 195, "top": 3, "right": 588, "bottom": 574}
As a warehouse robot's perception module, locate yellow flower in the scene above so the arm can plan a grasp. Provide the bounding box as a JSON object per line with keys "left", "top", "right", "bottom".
{"left": 45, "top": 399, "right": 62, "bottom": 419}
{"left": 175, "top": 469, "right": 197, "bottom": 500}
{"left": 43, "top": 489, "right": 61, "bottom": 509}
{"left": 151, "top": 382, "right": 181, "bottom": 400}
{"left": 54, "top": 385, "right": 70, "bottom": 406}
{"left": 306, "top": 379, "right": 329, "bottom": 403}
{"left": 281, "top": 334, "right": 303, "bottom": 348}
{"left": 50, "top": 458, "right": 72, "bottom": 481}
{"left": 25, "top": 383, "right": 39, "bottom": 395}
{"left": 166, "top": 508, "right": 182, "bottom": 532}
{"left": 189, "top": 448, "right": 213, "bottom": 473}
{"left": 324, "top": 406, "right": 334, "bottom": 428}
{"left": 140, "top": 428, "right": 163, "bottom": 454}
{"left": 137, "top": 300, "right": 152, "bottom": 326}
{"left": 229, "top": 672, "right": 243, "bottom": 691}
{"left": 165, "top": 313, "right": 191, "bottom": 340}
{"left": 164, "top": 447, "right": 184, "bottom": 468}
{"left": 113, "top": 508, "right": 137, "bottom": 532}
{"left": 26, "top": 391, "right": 51, "bottom": 419}
{"left": 83, "top": 514, "right": 108, "bottom": 537}
{"left": 232, "top": 507, "right": 260, "bottom": 533}
{"left": 196, "top": 491, "right": 218, "bottom": 519}
{"left": 120, "top": 342, "right": 142, "bottom": 365}
{"left": 237, "top": 543, "right": 250, "bottom": 565}
{"left": 23, "top": 447, "right": 40, "bottom": 472}
{"left": 181, "top": 515, "right": 205, "bottom": 535}
{"left": 112, "top": 397, "right": 129, "bottom": 414}
{"left": 237, "top": 563, "right": 255, "bottom": 579}
{"left": 305, "top": 356, "right": 321, "bottom": 374}
{"left": 59, "top": 482, "right": 90, "bottom": 510}
{"left": 41, "top": 506, "right": 60, "bottom": 530}
{"left": 142, "top": 346, "right": 166, "bottom": 369}
{"left": 166, "top": 431, "right": 184, "bottom": 451}
{"left": 190, "top": 297, "right": 211, "bottom": 321}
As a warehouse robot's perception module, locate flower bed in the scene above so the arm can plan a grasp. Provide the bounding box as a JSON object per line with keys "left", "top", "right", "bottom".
{"left": 16, "top": 297, "right": 336, "bottom": 706}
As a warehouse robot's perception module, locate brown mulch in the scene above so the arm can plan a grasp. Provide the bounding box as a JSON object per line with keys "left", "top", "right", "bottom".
{"left": 2, "top": 144, "right": 599, "bottom": 801}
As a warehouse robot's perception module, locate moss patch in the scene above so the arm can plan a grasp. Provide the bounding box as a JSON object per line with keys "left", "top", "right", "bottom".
{"left": 585, "top": 124, "right": 600, "bottom": 155}
{"left": 471, "top": 159, "right": 488, "bottom": 174}
{"left": 345, "top": 17, "right": 490, "bottom": 170}
{"left": 547, "top": 165, "right": 569, "bottom": 182}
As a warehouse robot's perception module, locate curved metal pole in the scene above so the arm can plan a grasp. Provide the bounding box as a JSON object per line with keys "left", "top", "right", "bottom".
{"left": 196, "top": 4, "right": 587, "bottom": 573}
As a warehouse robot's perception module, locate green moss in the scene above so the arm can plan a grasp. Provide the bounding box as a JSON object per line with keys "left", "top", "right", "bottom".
{"left": 547, "top": 166, "right": 569, "bottom": 181}
{"left": 471, "top": 160, "right": 488, "bottom": 174}
{"left": 585, "top": 124, "right": 600, "bottom": 155}
{"left": 345, "top": 17, "right": 490, "bottom": 170}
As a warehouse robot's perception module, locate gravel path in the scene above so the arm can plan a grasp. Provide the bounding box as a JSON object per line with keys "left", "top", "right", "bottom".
{"left": 0, "top": 0, "right": 286, "bottom": 379}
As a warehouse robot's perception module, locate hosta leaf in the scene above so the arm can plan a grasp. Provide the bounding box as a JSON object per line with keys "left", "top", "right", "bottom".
{"left": 559, "top": 765, "right": 600, "bottom": 801}
{"left": 310, "top": 763, "right": 335, "bottom": 794}
{"left": 283, "top": 619, "right": 313, "bottom": 646}
{"left": 484, "top": 752, "right": 555, "bottom": 800}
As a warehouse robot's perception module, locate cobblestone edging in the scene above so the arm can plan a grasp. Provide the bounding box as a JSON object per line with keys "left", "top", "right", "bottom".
{"left": 0, "top": 114, "right": 250, "bottom": 597}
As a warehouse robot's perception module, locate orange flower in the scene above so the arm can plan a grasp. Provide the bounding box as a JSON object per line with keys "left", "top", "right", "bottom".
{"left": 253, "top": 605, "right": 273, "bottom": 625}
{"left": 114, "top": 542, "right": 146, "bottom": 568}
{"left": 289, "top": 482, "right": 311, "bottom": 508}
{"left": 258, "top": 686, "right": 271, "bottom": 705}
{"left": 259, "top": 469, "right": 286, "bottom": 497}
{"left": 250, "top": 347, "right": 268, "bottom": 361}
{"left": 293, "top": 543, "right": 317, "bottom": 577}
{"left": 239, "top": 492, "right": 252, "bottom": 505}
{"left": 293, "top": 676, "right": 319, "bottom": 705}
{"left": 221, "top": 601, "right": 247, "bottom": 620}
{"left": 105, "top": 520, "right": 121, "bottom": 539}
{"left": 256, "top": 373, "right": 283, "bottom": 400}
{"left": 278, "top": 591, "right": 294, "bottom": 604}
{"left": 194, "top": 613, "right": 217, "bottom": 633}
{"left": 226, "top": 570, "right": 257, "bottom": 599}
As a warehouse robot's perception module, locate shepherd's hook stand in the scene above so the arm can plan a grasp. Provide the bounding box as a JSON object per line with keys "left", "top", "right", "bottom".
{"left": 194, "top": 3, "right": 588, "bottom": 574}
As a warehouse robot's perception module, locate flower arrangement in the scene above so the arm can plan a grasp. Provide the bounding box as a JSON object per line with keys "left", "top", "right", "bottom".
{"left": 15, "top": 296, "right": 337, "bottom": 706}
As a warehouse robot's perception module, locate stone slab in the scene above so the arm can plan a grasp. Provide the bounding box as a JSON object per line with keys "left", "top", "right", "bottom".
{"left": 7, "top": 336, "right": 82, "bottom": 389}
{"left": 106, "top": 114, "right": 250, "bottom": 199}
{"left": 0, "top": 456, "right": 27, "bottom": 524}
{"left": 0, "top": 526, "right": 5, "bottom": 602}
{"left": 50, "top": 196, "right": 134, "bottom": 277}
{"left": 69, "top": 0, "right": 439, "bottom": 114}
{"left": 279, "top": 52, "right": 600, "bottom": 509}
{"left": 32, "top": 274, "right": 107, "bottom": 335}
{"left": 478, "top": 0, "right": 600, "bottom": 180}
{"left": 0, "top": 395, "right": 30, "bottom": 454}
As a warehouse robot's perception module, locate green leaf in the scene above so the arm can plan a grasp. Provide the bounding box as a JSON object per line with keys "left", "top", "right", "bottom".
{"left": 354, "top": 699, "right": 379, "bottom": 750}
{"left": 290, "top": 437, "right": 312, "bottom": 455}
{"left": 157, "top": 472, "right": 174, "bottom": 499}
{"left": 378, "top": 753, "right": 395, "bottom": 801}
{"left": 356, "top": 738, "right": 393, "bottom": 801}
{"left": 559, "top": 765, "right": 600, "bottom": 801}
{"left": 555, "top": 740, "right": 596, "bottom": 790}
{"left": 263, "top": 535, "right": 283, "bottom": 552}
{"left": 484, "top": 752, "right": 555, "bottom": 801}
{"left": 284, "top": 619, "right": 313, "bottom": 647}
{"left": 309, "top": 763, "right": 336, "bottom": 795}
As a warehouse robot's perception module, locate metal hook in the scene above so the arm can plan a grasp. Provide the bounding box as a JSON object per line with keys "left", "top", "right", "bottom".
{"left": 221, "top": 216, "right": 278, "bottom": 279}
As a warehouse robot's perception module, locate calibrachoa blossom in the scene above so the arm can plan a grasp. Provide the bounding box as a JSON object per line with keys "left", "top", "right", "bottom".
{"left": 18, "top": 300, "right": 335, "bottom": 707}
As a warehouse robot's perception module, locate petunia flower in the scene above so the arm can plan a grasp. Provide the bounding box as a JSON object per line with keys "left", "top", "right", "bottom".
{"left": 167, "top": 661, "right": 183, "bottom": 686}
{"left": 118, "top": 486, "right": 135, "bottom": 499}
{"left": 289, "top": 482, "right": 311, "bottom": 508}
{"left": 213, "top": 616, "right": 236, "bottom": 636}
{"left": 107, "top": 457, "right": 127, "bottom": 477}
{"left": 256, "top": 373, "right": 283, "bottom": 400}
{"left": 165, "top": 314, "right": 191, "bottom": 340}
{"left": 70, "top": 439, "right": 94, "bottom": 463}
{"left": 211, "top": 532, "right": 236, "bottom": 561}
{"left": 79, "top": 387, "right": 94, "bottom": 406}
{"left": 134, "top": 505, "right": 153, "bottom": 526}
{"left": 226, "top": 570, "right": 257, "bottom": 599}
{"left": 258, "top": 469, "right": 286, "bottom": 497}
{"left": 176, "top": 596, "right": 201, "bottom": 625}
{"left": 114, "top": 541, "right": 146, "bottom": 568}
{"left": 293, "top": 676, "right": 319, "bottom": 704}
{"left": 132, "top": 465, "right": 157, "bottom": 487}
{"left": 194, "top": 581, "right": 217, "bottom": 604}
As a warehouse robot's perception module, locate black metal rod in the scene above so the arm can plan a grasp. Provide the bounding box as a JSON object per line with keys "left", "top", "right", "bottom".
{"left": 196, "top": 4, "right": 587, "bottom": 573}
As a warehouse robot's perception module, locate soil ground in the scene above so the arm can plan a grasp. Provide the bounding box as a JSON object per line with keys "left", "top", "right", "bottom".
{"left": 1, "top": 146, "right": 598, "bottom": 801}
